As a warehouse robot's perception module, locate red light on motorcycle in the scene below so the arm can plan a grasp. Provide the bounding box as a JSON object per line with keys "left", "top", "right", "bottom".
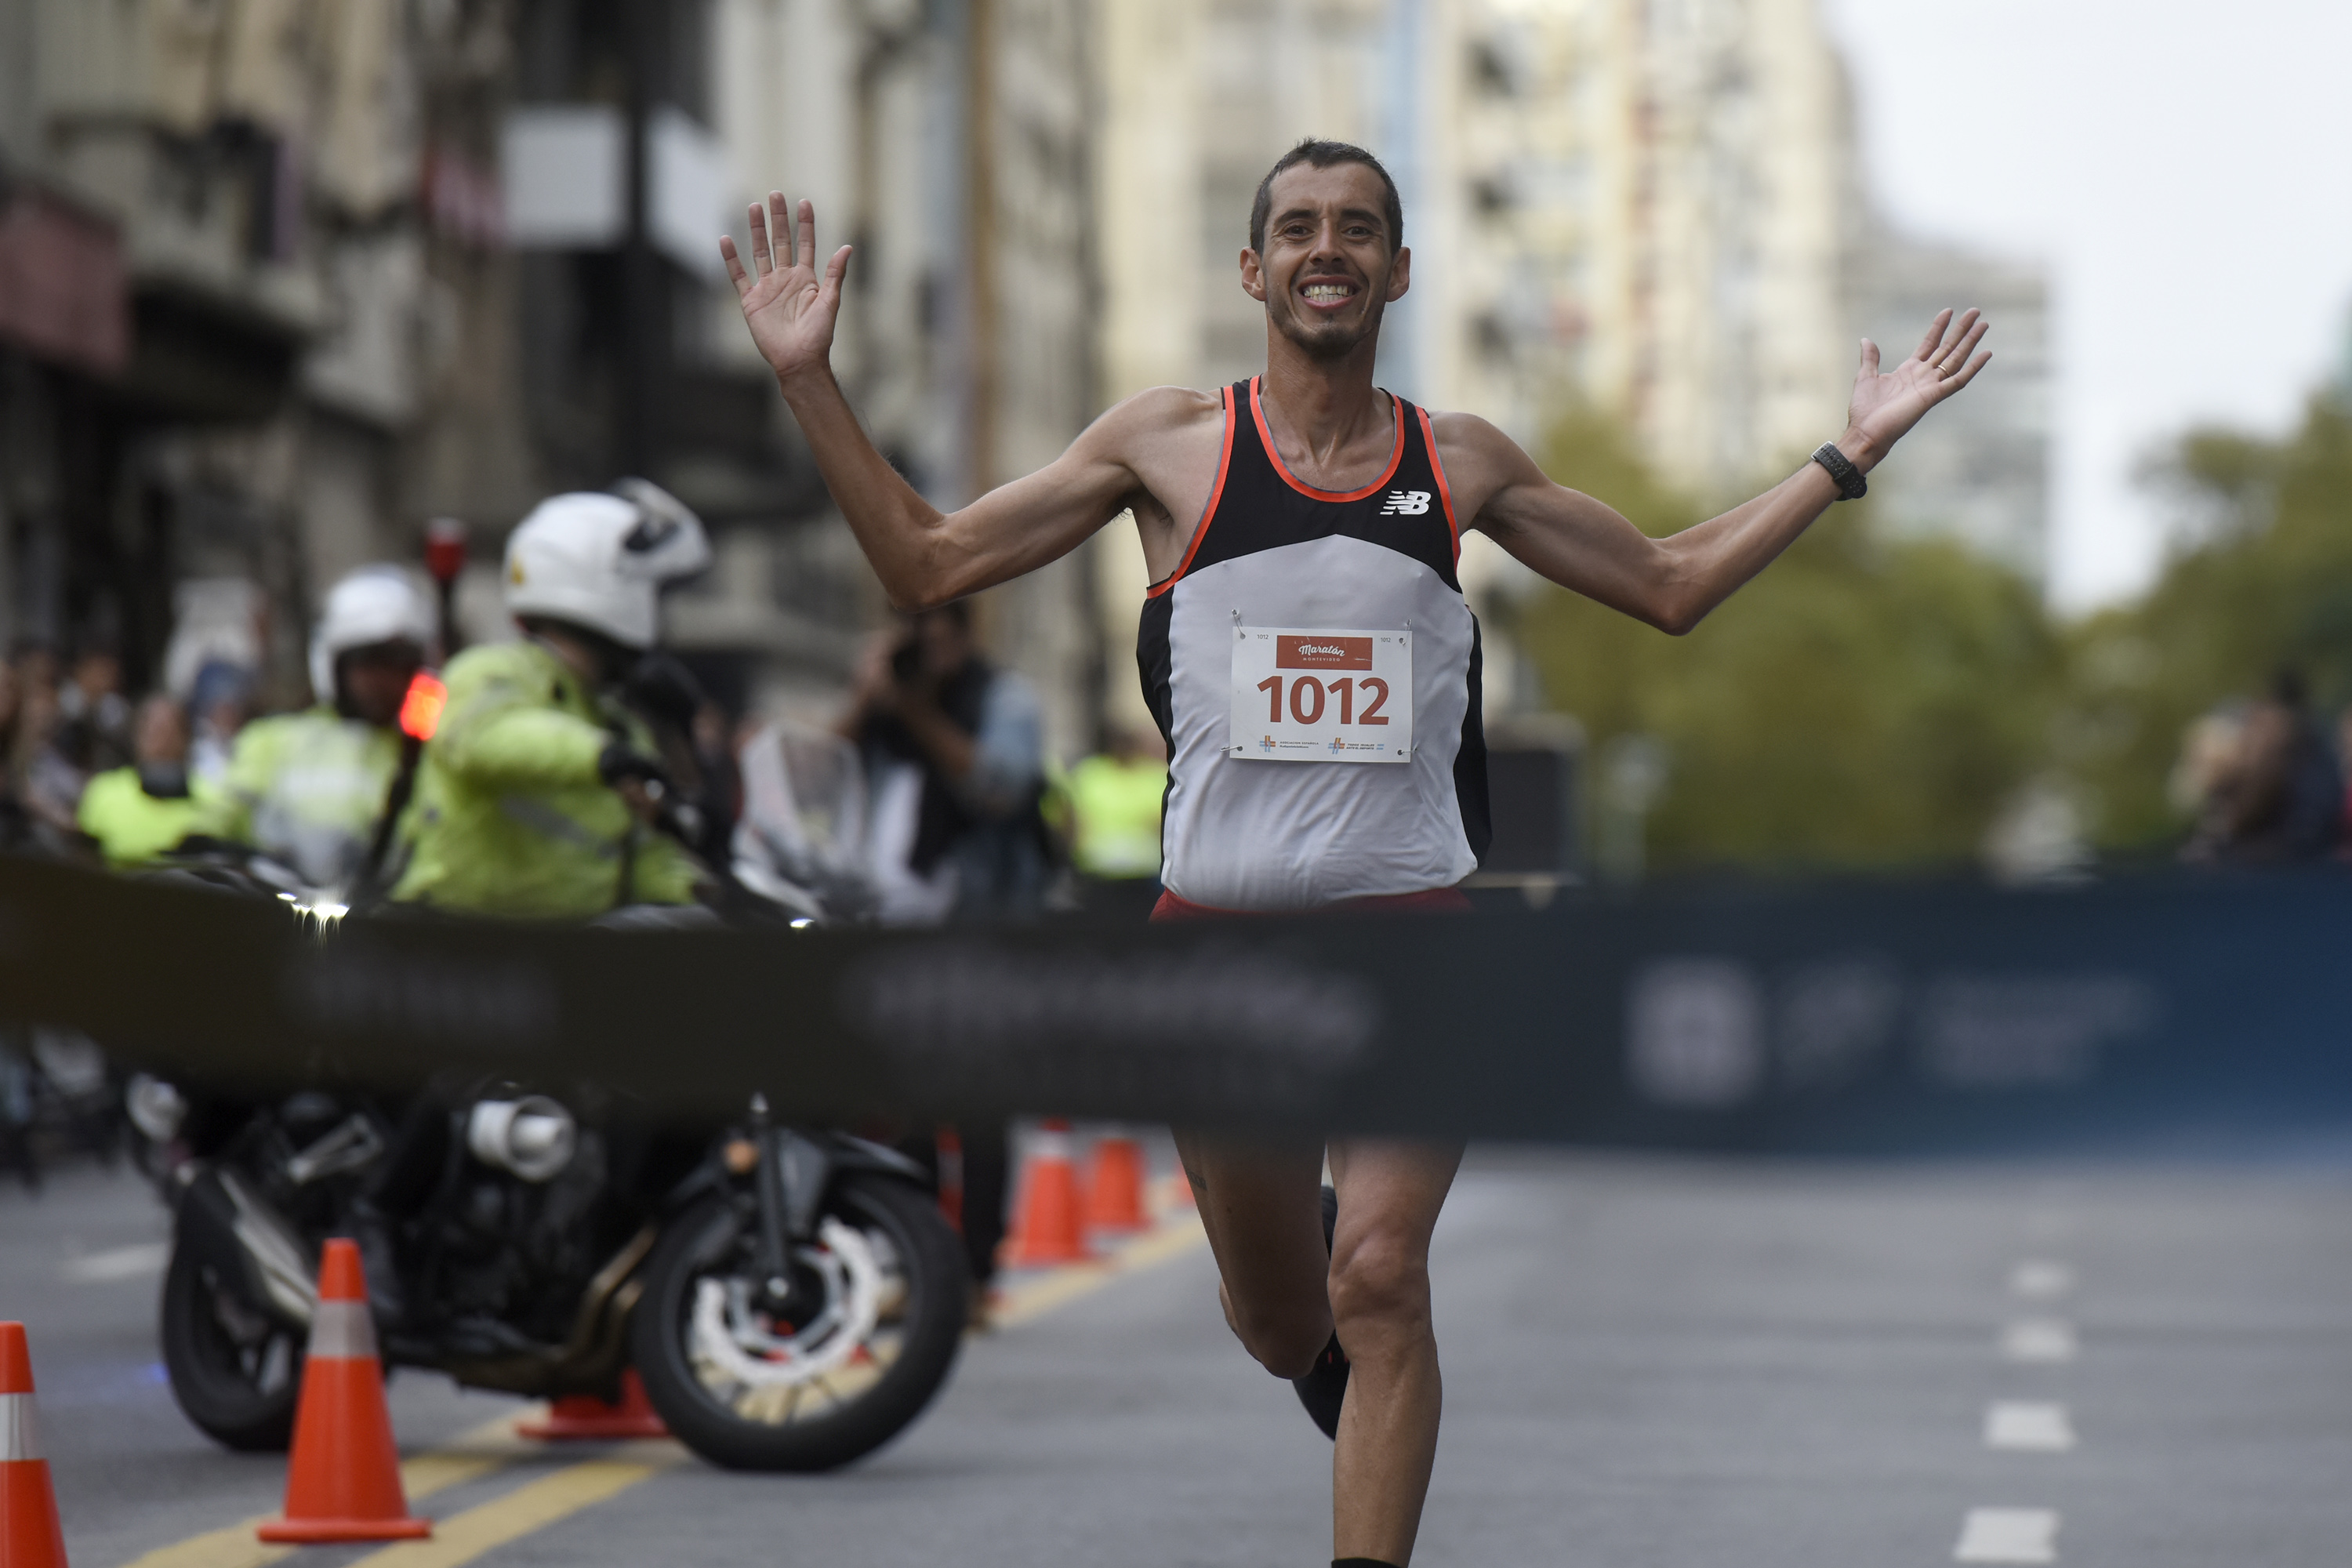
{"left": 399, "top": 670, "right": 448, "bottom": 742}
{"left": 423, "top": 517, "right": 468, "bottom": 586}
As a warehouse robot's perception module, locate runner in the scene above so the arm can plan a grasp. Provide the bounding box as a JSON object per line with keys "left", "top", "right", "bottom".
{"left": 721, "top": 138, "right": 1988, "bottom": 1566}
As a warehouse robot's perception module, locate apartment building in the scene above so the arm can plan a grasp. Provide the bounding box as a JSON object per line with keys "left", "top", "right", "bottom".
{"left": 1846, "top": 220, "right": 2050, "bottom": 580}
{"left": 700, "top": 0, "right": 1098, "bottom": 742}
{"left": 0, "top": 0, "right": 1104, "bottom": 740}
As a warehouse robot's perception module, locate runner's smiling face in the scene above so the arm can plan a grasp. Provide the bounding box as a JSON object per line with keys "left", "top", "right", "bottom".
{"left": 1243, "top": 163, "right": 1410, "bottom": 361}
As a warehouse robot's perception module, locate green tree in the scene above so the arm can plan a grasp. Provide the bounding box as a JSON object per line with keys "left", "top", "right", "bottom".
{"left": 1518, "top": 408, "right": 2063, "bottom": 872}
{"left": 2061, "top": 393, "right": 2352, "bottom": 853}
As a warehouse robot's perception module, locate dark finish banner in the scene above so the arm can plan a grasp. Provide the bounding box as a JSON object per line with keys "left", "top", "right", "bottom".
{"left": 5, "top": 854, "right": 2350, "bottom": 1152}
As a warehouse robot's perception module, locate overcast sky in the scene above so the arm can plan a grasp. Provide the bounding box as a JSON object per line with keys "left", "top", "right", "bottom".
{"left": 1817, "top": 0, "right": 2352, "bottom": 612}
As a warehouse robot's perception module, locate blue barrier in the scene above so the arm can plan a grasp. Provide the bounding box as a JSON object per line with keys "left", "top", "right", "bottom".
{"left": 3, "top": 854, "right": 2348, "bottom": 1152}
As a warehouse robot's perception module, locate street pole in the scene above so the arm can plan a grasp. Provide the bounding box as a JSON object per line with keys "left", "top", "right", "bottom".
{"left": 964, "top": 0, "right": 996, "bottom": 502}
{"left": 619, "top": 0, "right": 660, "bottom": 481}
{"left": 423, "top": 517, "right": 466, "bottom": 660}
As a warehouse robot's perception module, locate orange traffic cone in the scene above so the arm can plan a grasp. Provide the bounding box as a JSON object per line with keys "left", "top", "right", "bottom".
{"left": 1006, "top": 1120, "right": 1092, "bottom": 1266}
{"left": 257, "top": 1240, "right": 430, "bottom": 1542}
{"left": 1083, "top": 1134, "right": 1150, "bottom": 1233}
{"left": 517, "top": 1370, "right": 669, "bottom": 1441}
{"left": 0, "top": 1323, "right": 69, "bottom": 1568}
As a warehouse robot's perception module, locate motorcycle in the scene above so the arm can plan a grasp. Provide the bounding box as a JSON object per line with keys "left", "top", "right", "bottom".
{"left": 137, "top": 727, "right": 969, "bottom": 1472}
{"left": 151, "top": 1077, "right": 967, "bottom": 1471}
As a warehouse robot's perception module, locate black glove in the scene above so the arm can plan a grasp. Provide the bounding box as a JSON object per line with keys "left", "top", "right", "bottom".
{"left": 623, "top": 652, "right": 706, "bottom": 732}
{"left": 597, "top": 742, "right": 670, "bottom": 793}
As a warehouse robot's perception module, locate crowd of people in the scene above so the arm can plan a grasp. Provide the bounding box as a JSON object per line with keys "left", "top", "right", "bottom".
{"left": 0, "top": 537, "right": 1171, "bottom": 907}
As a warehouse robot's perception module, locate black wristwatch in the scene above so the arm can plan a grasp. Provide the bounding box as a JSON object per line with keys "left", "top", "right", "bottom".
{"left": 1811, "top": 441, "right": 1867, "bottom": 501}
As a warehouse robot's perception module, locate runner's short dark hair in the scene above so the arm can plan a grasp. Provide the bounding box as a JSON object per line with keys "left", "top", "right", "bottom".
{"left": 1249, "top": 140, "right": 1403, "bottom": 256}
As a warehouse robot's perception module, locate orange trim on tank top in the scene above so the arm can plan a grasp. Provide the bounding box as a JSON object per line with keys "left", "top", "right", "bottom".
{"left": 1145, "top": 384, "right": 1239, "bottom": 600}
{"left": 1249, "top": 376, "right": 1405, "bottom": 503}
{"left": 1415, "top": 405, "right": 1461, "bottom": 565}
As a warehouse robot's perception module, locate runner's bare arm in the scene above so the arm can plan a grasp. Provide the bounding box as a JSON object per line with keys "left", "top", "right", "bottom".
{"left": 724, "top": 195, "right": 1204, "bottom": 607}
{"left": 1446, "top": 310, "right": 1991, "bottom": 634}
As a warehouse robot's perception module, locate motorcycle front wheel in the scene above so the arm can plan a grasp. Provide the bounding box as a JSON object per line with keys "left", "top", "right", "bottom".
{"left": 631, "top": 1175, "right": 968, "bottom": 1471}
{"left": 160, "top": 1243, "right": 302, "bottom": 1451}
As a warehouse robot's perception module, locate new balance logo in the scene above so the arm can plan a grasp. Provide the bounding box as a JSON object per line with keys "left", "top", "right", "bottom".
{"left": 1379, "top": 490, "right": 1432, "bottom": 517}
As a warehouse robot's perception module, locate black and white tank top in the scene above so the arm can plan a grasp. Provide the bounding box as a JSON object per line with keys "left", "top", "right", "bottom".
{"left": 1137, "top": 376, "right": 1490, "bottom": 910}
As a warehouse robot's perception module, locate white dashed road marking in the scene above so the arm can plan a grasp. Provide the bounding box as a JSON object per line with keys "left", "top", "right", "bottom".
{"left": 2001, "top": 1318, "right": 2078, "bottom": 1363}
{"left": 1984, "top": 1401, "right": 2077, "bottom": 1452}
{"left": 60, "top": 1241, "right": 170, "bottom": 1283}
{"left": 2008, "top": 1261, "right": 2074, "bottom": 1301}
{"left": 1955, "top": 1507, "right": 2060, "bottom": 1563}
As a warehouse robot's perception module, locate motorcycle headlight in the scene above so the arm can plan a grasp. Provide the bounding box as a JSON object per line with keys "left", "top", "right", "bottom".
{"left": 465, "top": 1095, "right": 577, "bottom": 1182}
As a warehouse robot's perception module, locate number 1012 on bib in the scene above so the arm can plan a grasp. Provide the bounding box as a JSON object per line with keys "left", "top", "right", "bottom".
{"left": 1229, "top": 626, "right": 1413, "bottom": 764}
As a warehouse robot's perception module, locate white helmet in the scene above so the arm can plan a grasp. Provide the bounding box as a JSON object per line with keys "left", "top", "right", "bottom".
{"left": 503, "top": 479, "right": 712, "bottom": 650}
{"left": 310, "top": 567, "right": 435, "bottom": 702}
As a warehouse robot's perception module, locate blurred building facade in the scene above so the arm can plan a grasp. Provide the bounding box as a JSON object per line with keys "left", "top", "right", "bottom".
{"left": 1846, "top": 220, "right": 2050, "bottom": 580}
{"left": 0, "top": 0, "right": 607, "bottom": 699}
{"left": 1443, "top": 0, "right": 1854, "bottom": 491}
{"left": 0, "top": 0, "right": 1102, "bottom": 747}
{"left": 711, "top": 0, "right": 1098, "bottom": 745}
{"left": 1093, "top": 0, "right": 1855, "bottom": 492}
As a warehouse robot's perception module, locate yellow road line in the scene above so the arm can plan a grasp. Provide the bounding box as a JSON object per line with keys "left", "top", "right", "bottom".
{"left": 120, "top": 1194, "right": 1206, "bottom": 1568}
{"left": 114, "top": 1519, "right": 292, "bottom": 1568}
{"left": 342, "top": 1454, "right": 679, "bottom": 1568}
{"left": 993, "top": 1212, "right": 1207, "bottom": 1327}
{"left": 115, "top": 1413, "right": 526, "bottom": 1568}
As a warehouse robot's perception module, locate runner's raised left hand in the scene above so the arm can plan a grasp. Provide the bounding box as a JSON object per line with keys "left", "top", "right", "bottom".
{"left": 1840, "top": 308, "right": 1991, "bottom": 467}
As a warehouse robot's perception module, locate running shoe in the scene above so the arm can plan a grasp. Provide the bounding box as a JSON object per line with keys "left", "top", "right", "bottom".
{"left": 1292, "top": 1184, "right": 1347, "bottom": 1439}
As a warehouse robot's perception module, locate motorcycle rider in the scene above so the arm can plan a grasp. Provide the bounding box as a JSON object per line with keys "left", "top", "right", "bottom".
{"left": 197, "top": 568, "right": 431, "bottom": 890}
{"left": 387, "top": 479, "right": 713, "bottom": 918}
{"left": 358, "top": 481, "right": 713, "bottom": 1328}
{"left": 76, "top": 694, "right": 213, "bottom": 866}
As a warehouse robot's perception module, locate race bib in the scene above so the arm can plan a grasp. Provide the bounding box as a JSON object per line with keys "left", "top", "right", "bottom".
{"left": 1228, "top": 626, "right": 1412, "bottom": 764}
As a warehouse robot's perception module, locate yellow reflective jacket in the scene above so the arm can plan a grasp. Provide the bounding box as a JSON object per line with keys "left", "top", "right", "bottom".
{"left": 77, "top": 768, "right": 212, "bottom": 868}
{"left": 389, "top": 640, "right": 699, "bottom": 919}
{"left": 196, "top": 707, "right": 402, "bottom": 888}
{"left": 1067, "top": 753, "right": 1167, "bottom": 879}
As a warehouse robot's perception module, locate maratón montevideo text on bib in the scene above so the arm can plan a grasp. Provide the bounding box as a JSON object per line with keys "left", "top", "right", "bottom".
{"left": 1228, "top": 626, "right": 1413, "bottom": 763}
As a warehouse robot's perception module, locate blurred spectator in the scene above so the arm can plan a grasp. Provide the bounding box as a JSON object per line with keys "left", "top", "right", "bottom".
{"left": 2182, "top": 672, "right": 2343, "bottom": 863}
{"left": 0, "top": 659, "right": 26, "bottom": 849}
{"left": 8, "top": 641, "right": 58, "bottom": 710}
{"left": 841, "top": 602, "right": 1049, "bottom": 1321}
{"left": 1067, "top": 723, "right": 1167, "bottom": 884}
{"left": 2170, "top": 704, "right": 2245, "bottom": 818}
{"left": 76, "top": 695, "right": 212, "bottom": 867}
{"left": 843, "top": 602, "right": 1053, "bottom": 923}
{"left": 187, "top": 659, "right": 256, "bottom": 788}
{"left": 56, "top": 641, "right": 132, "bottom": 774}
{"left": 11, "top": 641, "right": 81, "bottom": 840}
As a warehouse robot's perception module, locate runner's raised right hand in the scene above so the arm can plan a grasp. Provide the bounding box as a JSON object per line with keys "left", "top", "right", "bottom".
{"left": 722, "top": 194, "right": 851, "bottom": 388}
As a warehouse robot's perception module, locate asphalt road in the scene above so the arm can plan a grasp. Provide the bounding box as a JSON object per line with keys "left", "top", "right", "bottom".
{"left": 6, "top": 1145, "right": 2351, "bottom": 1566}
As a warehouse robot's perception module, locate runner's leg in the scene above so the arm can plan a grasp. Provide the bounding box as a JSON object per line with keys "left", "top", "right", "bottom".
{"left": 1327, "top": 1137, "right": 1463, "bottom": 1566}
{"left": 1173, "top": 1131, "right": 1330, "bottom": 1376}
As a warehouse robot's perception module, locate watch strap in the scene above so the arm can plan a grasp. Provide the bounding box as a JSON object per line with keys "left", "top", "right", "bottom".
{"left": 1811, "top": 441, "right": 1867, "bottom": 500}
